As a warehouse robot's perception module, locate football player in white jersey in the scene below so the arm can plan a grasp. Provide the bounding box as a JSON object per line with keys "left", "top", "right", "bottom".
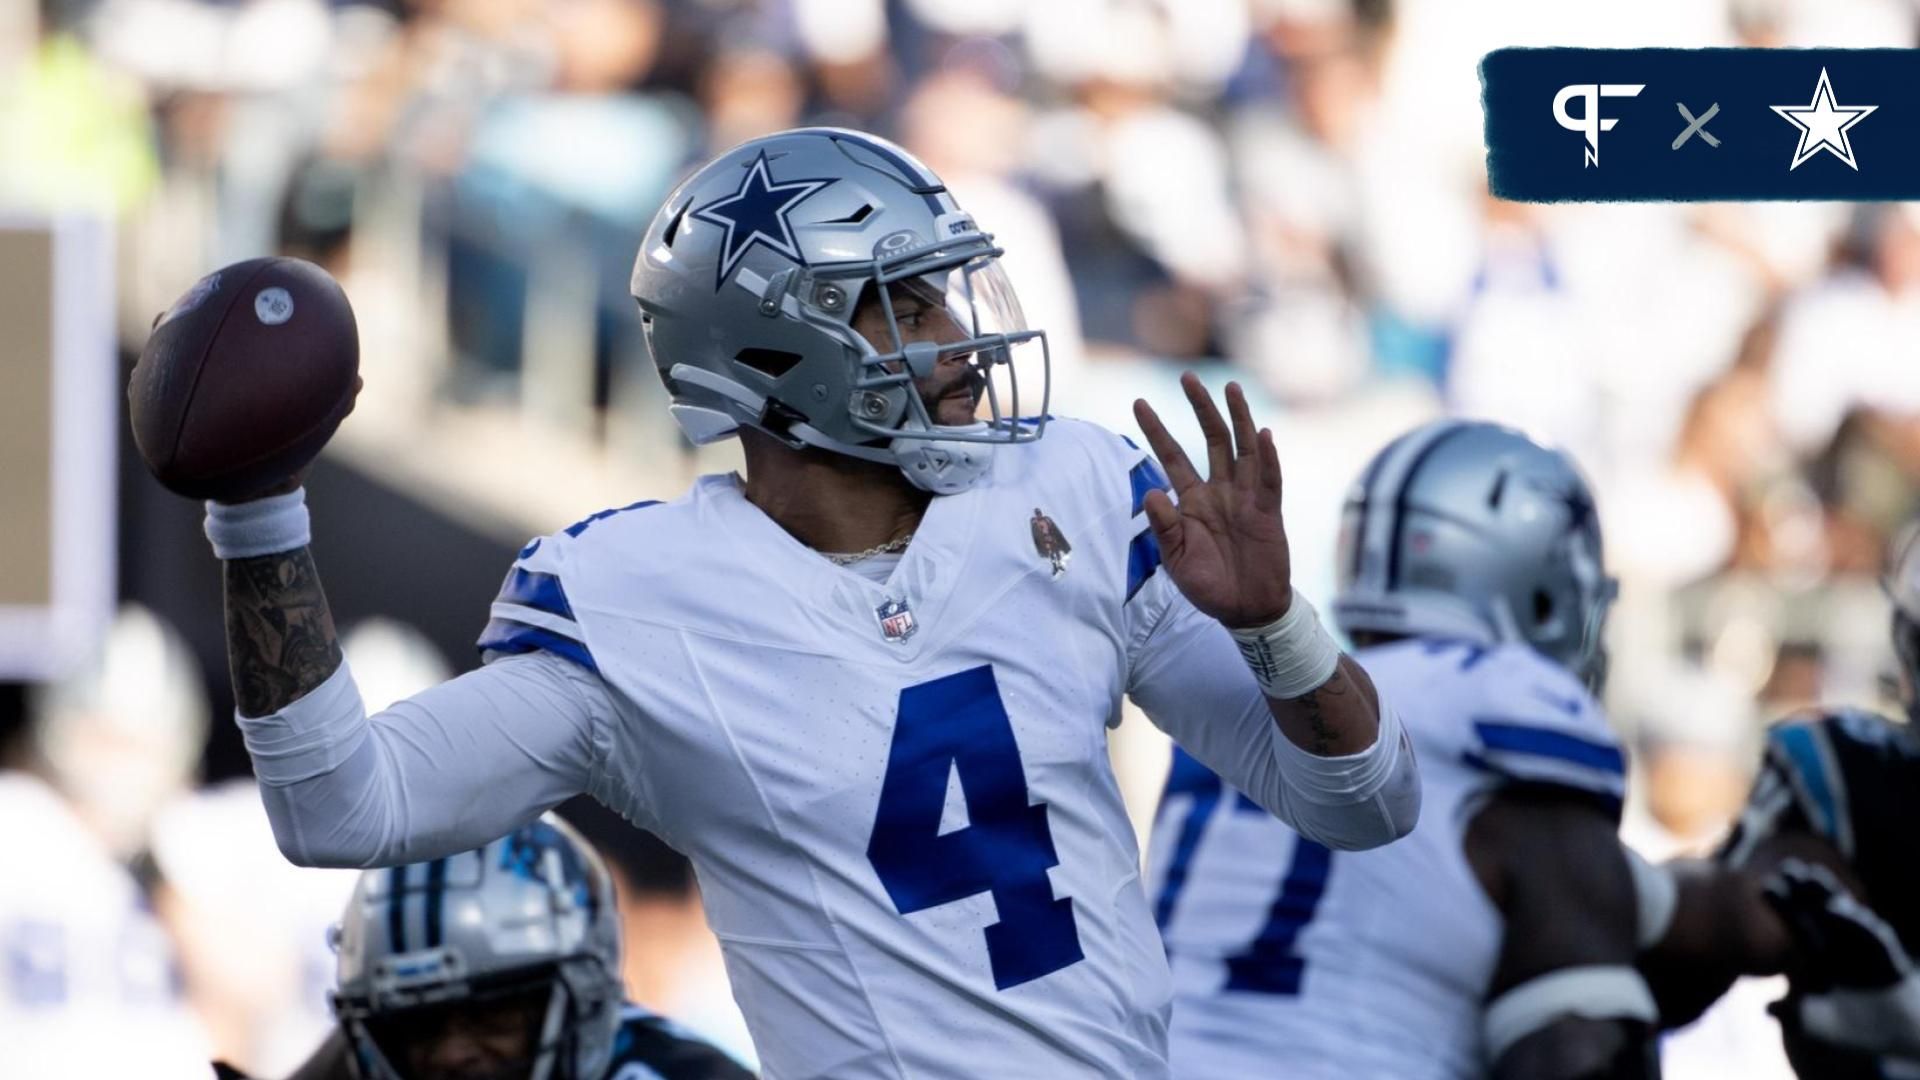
{"left": 186, "top": 128, "right": 1419, "bottom": 1078}
{"left": 1152, "top": 419, "right": 1872, "bottom": 1080}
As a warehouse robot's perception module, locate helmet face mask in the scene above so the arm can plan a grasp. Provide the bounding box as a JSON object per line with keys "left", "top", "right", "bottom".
{"left": 633, "top": 128, "right": 1050, "bottom": 494}
{"left": 846, "top": 249, "right": 1047, "bottom": 445}
{"left": 344, "top": 966, "right": 569, "bottom": 1080}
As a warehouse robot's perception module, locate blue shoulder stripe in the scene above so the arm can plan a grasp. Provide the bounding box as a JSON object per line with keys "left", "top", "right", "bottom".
{"left": 478, "top": 618, "right": 599, "bottom": 675}
{"left": 496, "top": 567, "right": 576, "bottom": 621}
{"left": 1126, "top": 528, "right": 1161, "bottom": 602}
{"left": 1130, "top": 458, "right": 1170, "bottom": 517}
{"left": 1472, "top": 719, "right": 1625, "bottom": 774}
{"left": 563, "top": 499, "right": 662, "bottom": 539}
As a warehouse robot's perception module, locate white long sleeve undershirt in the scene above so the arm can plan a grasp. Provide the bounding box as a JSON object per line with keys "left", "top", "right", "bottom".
{"left": 237, "top": 651, "right": 610, "bottom": 868}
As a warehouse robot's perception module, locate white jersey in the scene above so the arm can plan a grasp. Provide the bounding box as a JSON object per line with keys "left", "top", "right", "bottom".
{"left": 0, "top": 772, "right": 212, "bottom": 1079}
{"left": 237, "top": 416, "right": 1416, "bottom": 1080}
{"left": 1150, "top": 639, "right": 1624, "bottom": 1079}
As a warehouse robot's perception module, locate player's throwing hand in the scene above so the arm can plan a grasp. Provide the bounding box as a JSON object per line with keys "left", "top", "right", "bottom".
{"left": 1133, "top": 373, "right": 1293, "bottom": 629}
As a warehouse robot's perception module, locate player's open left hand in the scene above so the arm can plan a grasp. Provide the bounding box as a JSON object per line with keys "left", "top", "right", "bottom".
{"left": 1133, "top": 373, "right": 1293, "bottom": 629}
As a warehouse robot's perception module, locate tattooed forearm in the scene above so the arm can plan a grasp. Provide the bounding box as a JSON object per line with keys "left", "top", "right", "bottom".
{"left": 1296, "top": 678, "right": 1343, "bottom": 755}
{"left": 1268, "top": 655, "right": 1382, "bottom": 756}
{"left": 223, "top": 547, "right": 343, "bottom": 717}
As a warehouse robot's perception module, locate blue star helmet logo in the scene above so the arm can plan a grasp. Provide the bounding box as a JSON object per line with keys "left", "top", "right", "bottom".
{"left": 692, "top": 151, "right": 837, "bottom": 291}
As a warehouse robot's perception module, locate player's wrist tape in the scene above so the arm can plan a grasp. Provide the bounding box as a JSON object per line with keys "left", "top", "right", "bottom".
{"left": 1231, "top": 593, "right": 1341, "bottom": 699}
{"left": 204, "top": 488, "right": 310, "bottom": 560}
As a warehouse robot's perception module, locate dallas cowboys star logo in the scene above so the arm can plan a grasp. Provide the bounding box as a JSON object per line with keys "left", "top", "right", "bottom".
{"left": 1771, "top": 67, "right": 1877, "bottom": 171}
{"left": 692, "top": 152, "right": 836, "bottom": 290}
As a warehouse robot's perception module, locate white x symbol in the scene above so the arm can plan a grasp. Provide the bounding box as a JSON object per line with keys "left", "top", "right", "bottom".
{"left": 1673, "top": 102, "right": 1721, "bottom": 149}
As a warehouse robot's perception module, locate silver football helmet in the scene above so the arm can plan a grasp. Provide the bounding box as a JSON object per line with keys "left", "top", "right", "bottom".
{"left": 1332, "top": 419, "right": 1618, "bottom": 689}
{"left": 331, "top": 815, "right": 623, "bottom": 1080}
{"left": 630, "top": 127, "right": 1049, "bottom": 494}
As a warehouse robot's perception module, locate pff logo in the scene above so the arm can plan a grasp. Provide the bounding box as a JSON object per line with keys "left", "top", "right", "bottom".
{"left": 1553, "top": 83, "right": 1645, "bottom": 166}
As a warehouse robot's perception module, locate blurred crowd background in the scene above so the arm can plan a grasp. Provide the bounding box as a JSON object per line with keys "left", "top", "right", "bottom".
{"left": 6, "top": 0, "right": 1920, "bottom": 1075}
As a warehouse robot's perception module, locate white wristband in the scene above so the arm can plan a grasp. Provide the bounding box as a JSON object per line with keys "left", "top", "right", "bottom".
{"left": 204, "top": 488, "right": 311, "bottom": 560}
{"left": 1231, "top": 593, "right": 1342, "bottom": 699}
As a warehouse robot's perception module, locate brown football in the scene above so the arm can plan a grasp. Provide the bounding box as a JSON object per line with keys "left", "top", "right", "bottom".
{"left": 130, "top": 257, "right": 360, "bottom": 502}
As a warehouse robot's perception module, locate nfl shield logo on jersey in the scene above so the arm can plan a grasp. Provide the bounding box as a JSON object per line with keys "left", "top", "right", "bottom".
{"left": 875, "top": 597, "right": 918, "bottom": 643}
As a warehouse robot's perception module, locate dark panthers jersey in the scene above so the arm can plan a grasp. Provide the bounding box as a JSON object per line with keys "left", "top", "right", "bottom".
{"left": 605, "top": 1004, "right": 755, "bottom": 1079}
{"left": 1722, "top": 707, "right": 1920, "bottom": 1079}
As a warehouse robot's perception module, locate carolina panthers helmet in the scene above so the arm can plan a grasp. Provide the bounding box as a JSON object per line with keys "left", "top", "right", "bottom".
{"left": 331, "top": 815, "right": 624, "bottom": 1080}
{"left": 630, "top": 127, "right": 1049, "bottom": 494}
{"left": 1884, "top": 521, "right": 1920, "bottom": 712}
{"left": 1332, "top": 420, "right": 1618, "bottom": 689}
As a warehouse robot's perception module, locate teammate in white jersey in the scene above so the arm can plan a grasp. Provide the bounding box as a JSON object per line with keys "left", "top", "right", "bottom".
{"left": 189, "top": 128, "right": 1419, "bottom": 1078}
{"left": 1152, "top": 420, "right": 1871, "bottom": 1080}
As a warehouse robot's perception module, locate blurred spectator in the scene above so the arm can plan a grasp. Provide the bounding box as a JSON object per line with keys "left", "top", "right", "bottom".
{"left": 0, "top": 17, "right": 157, "bottom": 214}
{"left": 1026, "top": 0, "right": 1247, "bottom": 358}
{"left": 148, "top": 782, "right": 359, "bottom": 1077}
{"left": 1227, "top": 0, "right": 1440, "bottom": 400}
{"left": 1771, "top": 205, "right": 1920, "bottom": 458}
{"left": 0, "top": 608, "right": 213, "bottom": 1078}
{"left": 26, "top": 604, "right": 208, "bottom": 859}
{"left": 901, "top": 63, "right": 1087, "bottom": 394}
{"left": 443, "top": 0, "right": 695, "bottom": 402}
{"left": 701, "top": 43, "right": 804, "bottom": 152}
{"left": 143, "top": 617, "right": 447, "bottom": 1075}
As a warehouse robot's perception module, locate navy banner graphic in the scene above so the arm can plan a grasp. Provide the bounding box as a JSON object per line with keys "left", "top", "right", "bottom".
{"left": 1484, "top": 48, "right": 1920, "bottom": 201}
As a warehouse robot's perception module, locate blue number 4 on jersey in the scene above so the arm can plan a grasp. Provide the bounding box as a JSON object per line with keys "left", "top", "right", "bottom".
{"left": 867, "top": 665, "right": 1086, "bottom": 989}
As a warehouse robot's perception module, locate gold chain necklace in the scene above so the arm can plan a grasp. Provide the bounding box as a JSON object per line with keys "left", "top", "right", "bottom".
{"left": 732, "top": 473, "right": 915, "bottom": 566}
{"left": 824, "top": 533, "right": 915, "bottom": 566}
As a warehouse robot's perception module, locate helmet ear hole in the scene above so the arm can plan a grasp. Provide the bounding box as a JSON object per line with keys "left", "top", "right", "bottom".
{"left": 1532, "top": 589, "right": 1554, "bottom": 626}
{"left": 734, "top": 348, "right": 803, "bottom": 380}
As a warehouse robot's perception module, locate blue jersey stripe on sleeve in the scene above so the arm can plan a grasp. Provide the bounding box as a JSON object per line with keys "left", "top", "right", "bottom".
{"left": 478, "top": 618, "right": 599, "bottom": 675}
{"left": 1472, "top": 719, "right": 1625, "bottom": 774}
{"left": 1129, "top": 458, "right": 1170, "bottom": 517}
{"left": 1125, "top": 528, "right": 1161, "bottom": 602}
{"left": 497, "top": 567, "right": 576, "bottom": 621}
{"left": 564, "top": 499, "right": 662, "bottom": 538}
